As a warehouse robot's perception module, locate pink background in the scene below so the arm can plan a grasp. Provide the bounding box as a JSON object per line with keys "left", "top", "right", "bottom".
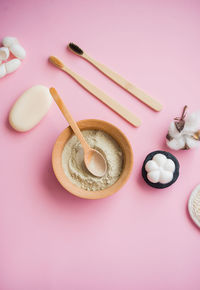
{"left": 1, "top": 0, "right": 200, "bottom": 289}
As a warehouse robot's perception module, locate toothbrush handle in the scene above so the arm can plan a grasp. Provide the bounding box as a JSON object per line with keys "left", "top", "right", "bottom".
{"left": 62, "top": 65, "right": 141, "bottom": 127}
{"left": 83, "top": 53, "right": 162, "bottom": 112}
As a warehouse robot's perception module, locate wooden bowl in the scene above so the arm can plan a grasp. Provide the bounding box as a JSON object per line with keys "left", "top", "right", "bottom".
{"left": 52, "top": 119, "right": 133, "bottom": 199}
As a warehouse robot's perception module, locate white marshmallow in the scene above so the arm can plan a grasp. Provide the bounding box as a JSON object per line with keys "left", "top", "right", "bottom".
{"left": 2, "top": 36, "right": 18, "bottom": 48}
{"left": 9, "top": 43, "right": 26, "bottom": 60}
{"left": 5, "top": 59, "right": 21, "bottom": 74}
{"left": 0, "top": 63, "right": 6, "bottom": 78}
{"left": 0, "top": 47, "right": 10, "bottom": 61}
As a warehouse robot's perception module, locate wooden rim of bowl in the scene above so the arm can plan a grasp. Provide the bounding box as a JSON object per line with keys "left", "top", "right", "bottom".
{"left": 52, "top": 119, "right": 133, "bottom": 199}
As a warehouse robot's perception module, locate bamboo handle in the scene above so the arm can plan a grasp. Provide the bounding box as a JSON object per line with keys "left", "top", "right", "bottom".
{"left": 62, "top": 66, "right": 141, "bottom": 127}
{"left": 49, "top": 87, "right": 90, "bottom": 152}
{"left": 83, "top": 53, "right": 162, "bottom": 112}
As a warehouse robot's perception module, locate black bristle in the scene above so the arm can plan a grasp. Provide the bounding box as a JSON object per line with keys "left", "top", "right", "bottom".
{"left": 69, "top": 43, "right": 83, "bottom": 55}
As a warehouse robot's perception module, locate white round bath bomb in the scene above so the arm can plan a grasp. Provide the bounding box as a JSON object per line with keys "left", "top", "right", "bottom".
{"left": 9, "top": 85, "right": 52, "bottom": 132}
{"left": 9, "top": 44, "right": 26, "bottom": 60}
{"left": 188, "top": 184, "right": 200, "bottom": 228}
{"left": 144, "top": 153, "right": 175, "bottom": 184}
{"left": 0, "top": 47, "right": 10, "bottom": 60}
{"left": 0, "top": 63, "right": 6, "bottom": 78}
{"left": 5, "top": 59, "right": 21, "bottom": 74}
{"left": 2, "top": 36, "right": 18, "bottom": 48}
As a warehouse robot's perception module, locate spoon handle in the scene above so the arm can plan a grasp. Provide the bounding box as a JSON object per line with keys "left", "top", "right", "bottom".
{"left": 49, "top": 87, "right": 90, "bottom": 152}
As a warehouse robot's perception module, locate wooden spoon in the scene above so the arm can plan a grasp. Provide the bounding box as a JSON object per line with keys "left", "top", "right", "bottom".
{"left": 49, "top": 88, "right": 107, "bottom": 177}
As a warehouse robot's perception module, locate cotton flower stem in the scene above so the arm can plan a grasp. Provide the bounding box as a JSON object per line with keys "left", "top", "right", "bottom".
{"left": 174, "top": 105, "right": 188, "bottom": 132}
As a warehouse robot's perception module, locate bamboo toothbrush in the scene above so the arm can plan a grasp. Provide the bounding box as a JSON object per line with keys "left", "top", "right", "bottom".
{"left": 49, "top": 56, "right": 141, "bottom": 127}
{"left": 68, "top": 43, "right": 162, "bottom": 112}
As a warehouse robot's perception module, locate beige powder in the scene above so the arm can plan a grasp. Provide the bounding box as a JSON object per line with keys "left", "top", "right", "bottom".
{"left": 62, "top": 130, "right": 123, "bottom": 191}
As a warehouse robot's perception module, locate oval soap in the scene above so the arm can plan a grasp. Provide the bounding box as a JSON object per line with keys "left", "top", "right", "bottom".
{"left": 9, "top": 85, "right": 52, "bottom": 132}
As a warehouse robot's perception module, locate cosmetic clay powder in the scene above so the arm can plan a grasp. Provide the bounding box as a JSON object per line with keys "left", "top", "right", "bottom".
{"left": 62, "top": 130, "right": 123, "bottom": 191}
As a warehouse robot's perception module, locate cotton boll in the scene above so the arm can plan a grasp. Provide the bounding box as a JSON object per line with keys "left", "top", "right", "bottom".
{"left": 185, "top": 136, "right": 200, "bottom": 149}
{"left": 167, "top": 136, "right": 185, "bottom": 150}
{"left": 153, "top": 154, "right": 167, "bottom": 166}
{"left": 184, "top": 112, "right": 200, "bottom": 133}
{"left": 0, "top": 47, "right": 10, "bottom": 61}
{"left": 145, "top": 160, "right": 158, "bottom": 172}
{"left": 159, "top": 170, "right": 173, "bottom": 184}
{"left": 168, "top": 122, "right": 181, "bottom": 138}
{"left": 5, "top": 59, "right": 21, "bottom": 74}
{"left": 163, "top": 159, "right": 175, "bottom": 172}
{"left": 147, "top": 170, "right": 160, "bottom": 183}
{"left": 2, "top": 36, "right": 18, "bottom": 48}
{"left": 9, "top": 44, "right": 26, "bottom": 60}
{"left": 0, "top": 64, "right": 6, "bottom": 78}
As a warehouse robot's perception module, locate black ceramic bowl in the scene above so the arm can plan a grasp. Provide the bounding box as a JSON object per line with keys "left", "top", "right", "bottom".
{"left": 142, "top": 150, "right": 180, "bottom": 189}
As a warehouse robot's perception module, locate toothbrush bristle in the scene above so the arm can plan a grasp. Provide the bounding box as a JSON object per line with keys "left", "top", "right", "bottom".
{"left": 49, "top": 56, "right": 64, "bottom": 69}
{"left": 68, "top": 43, "right": 83, "bottom": 55}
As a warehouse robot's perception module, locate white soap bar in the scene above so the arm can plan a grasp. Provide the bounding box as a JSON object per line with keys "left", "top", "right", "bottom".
{"left": 0, "top": 47, "right": 10, "bottom": 60}
{"left": 5, "top": 59, "right": 21, "bottom": 73}
{"left": 9, "top": 85, "right": 52, "bottom": 132}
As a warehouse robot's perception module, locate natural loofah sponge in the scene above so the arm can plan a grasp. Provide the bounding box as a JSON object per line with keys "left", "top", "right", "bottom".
{"left": 166, "top": 106, "right": 200, "bottom": 150}
{"left": 188, "top": 184, "right": 200, "bottom": 228}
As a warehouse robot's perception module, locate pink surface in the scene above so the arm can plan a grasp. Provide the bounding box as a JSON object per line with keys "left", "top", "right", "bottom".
{"left": 1, "top": 0, "right": 200, "bottom": 289}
